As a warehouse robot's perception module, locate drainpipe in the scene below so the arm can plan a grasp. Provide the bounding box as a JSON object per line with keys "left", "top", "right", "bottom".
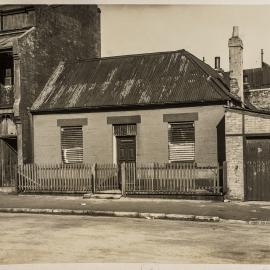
{"left": 12, "top": 39, "right": 23, "bottom": 166}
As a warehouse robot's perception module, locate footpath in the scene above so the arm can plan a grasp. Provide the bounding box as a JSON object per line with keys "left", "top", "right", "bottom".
{"left": 0, "top": 194, "right": 270, "bottom": 224}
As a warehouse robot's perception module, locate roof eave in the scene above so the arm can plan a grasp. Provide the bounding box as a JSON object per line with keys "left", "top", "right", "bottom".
{"left": 31, "top": 100, "right": 230, "bottom": 115}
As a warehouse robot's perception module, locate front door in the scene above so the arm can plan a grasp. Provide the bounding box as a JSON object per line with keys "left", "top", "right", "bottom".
{"left": 117, "top": 136, "right": 136, "bottom": 164}
{"left": 246, "top": 137, "right": 270, "bottom": 201}
{"left": 117, "top": 136, "right": 136, "bottom": 189}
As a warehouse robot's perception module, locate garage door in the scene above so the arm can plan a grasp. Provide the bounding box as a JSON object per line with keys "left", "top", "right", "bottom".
{"left": 246, "top": 137, "right": 270, "bottom": 201}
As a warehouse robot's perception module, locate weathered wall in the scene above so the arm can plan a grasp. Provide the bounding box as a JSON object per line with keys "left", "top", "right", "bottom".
{"left": 17, "top": 5, "right": 101, "bottom": 163}
{"left": 33, "top": 105, "right": 225, "bottom": 166}
{"left": 225, "top": 110, "right": 244, "bottom": 200}
{"left": 245, "top": 89, "right": 270, "bottom": 111}
{"left": 225, "top": 108, "right": 270, "bottom": 200}
{"left": 245, "top": 112, "right": 270, "bottom": 133}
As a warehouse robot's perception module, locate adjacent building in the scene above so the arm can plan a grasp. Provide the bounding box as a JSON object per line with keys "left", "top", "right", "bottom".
{"left": 0, "top": 5, "right": 101, "bottom": 187}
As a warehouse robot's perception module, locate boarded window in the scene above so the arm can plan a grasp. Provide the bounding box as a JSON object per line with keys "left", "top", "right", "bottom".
{"left": 61, "top": 126, "right": 83, "bottom": 164}
{"left": 168, "top": 122, "right": 195, "bottom": 162}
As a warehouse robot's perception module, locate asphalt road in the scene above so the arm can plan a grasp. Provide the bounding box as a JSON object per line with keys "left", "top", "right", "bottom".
{"left": 0, "top": 213, "right": 270, "bottom": 264}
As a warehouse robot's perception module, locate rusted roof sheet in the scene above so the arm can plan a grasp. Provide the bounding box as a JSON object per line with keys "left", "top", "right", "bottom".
{"left": 32, "top": 49, "right": 239, "bottom": 112}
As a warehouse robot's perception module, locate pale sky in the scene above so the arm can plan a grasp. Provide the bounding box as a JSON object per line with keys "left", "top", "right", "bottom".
{"left": 100, "top": 5, "right": 270, "bottom": 70}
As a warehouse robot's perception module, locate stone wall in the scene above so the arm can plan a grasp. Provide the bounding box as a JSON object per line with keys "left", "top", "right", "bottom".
{"left": 245, "top": 89, "right": 270, "bottom": 111}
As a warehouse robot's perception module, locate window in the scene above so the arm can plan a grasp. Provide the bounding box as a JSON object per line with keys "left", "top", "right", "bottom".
{"left": 168, "top": 122, "right": 195, "bottom": 162}
{"left": 60, "top": 126, "right": 83, "bottom": 164}
{"left": 0, "top": 51, "right": 13, "bottom": 86}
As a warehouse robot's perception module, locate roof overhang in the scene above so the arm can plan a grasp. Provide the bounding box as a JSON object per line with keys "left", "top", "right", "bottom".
{"left": 31, "top": 100, "right": 229, "bottom": 115}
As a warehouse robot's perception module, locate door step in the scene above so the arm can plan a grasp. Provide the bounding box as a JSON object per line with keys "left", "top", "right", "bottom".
{"left": 83, "top": 193, "right": 122, "bottom": 199}
{"left": 0, "top": 187, "right": 16, "bottom": 194}
{"left": 98, "top": 190, "right": 122, "bottom": 194}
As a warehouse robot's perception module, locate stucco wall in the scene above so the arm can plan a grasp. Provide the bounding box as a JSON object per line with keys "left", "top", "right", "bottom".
{"left": 33, "top": 105, "right": 225, "bottom": 165}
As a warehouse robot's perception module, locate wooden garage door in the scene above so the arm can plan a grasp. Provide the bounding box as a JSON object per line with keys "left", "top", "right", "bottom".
{"left": 246, "top": 138, "right": 270, "bottom": 201}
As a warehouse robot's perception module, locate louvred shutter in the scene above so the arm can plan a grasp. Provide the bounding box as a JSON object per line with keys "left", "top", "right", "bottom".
{"left": 168, "top": 122, "right": 195, "bottom": 162}
{"left": 61, "top": 126, "right": 83, "bottom": 164}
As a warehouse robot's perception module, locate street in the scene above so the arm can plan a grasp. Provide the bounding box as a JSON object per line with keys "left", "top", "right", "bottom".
{"left": 0, "top": 213, "right": 270, "bottom": 264}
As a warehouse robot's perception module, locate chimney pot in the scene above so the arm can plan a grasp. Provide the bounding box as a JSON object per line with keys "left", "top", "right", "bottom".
{"left": 215, "top": 56, "right": 221, "bottom": 69}
{"left": 261, "top": 49, "right": 264, "bottom": 67}
{"left": 232, "top": 26, "right": 239, "bottom": 37}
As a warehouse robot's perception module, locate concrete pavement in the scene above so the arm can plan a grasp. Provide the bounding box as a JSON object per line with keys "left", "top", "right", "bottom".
{"left": 0, "top": 194, "right": 270, "bottom": 223}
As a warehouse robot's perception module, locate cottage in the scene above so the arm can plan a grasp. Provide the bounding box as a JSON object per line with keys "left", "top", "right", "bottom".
{"left": 28, "top": 26, "right": 270, "bottom": 201}
{"left": 0, "top": 5, "right": 101, "bottom": 189}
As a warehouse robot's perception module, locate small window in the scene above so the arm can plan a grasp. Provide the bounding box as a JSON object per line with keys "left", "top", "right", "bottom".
{"left": 244, "top": 75, "right": 248, "bottom": 84}
{"left": 61, "top": 126, "right": 83, "bottom": 164}
{"left": 168, "top": 122, "right": 195, "bottom": 162}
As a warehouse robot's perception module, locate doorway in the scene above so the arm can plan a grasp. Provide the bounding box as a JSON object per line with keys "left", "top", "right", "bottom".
{"left": 245, "top": 137, "right": 270, "bottom": 201}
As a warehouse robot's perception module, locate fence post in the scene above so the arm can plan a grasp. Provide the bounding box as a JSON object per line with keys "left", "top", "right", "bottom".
{"left": 91, "top": 163, "right": 97, "bottom": 194}
{"left": 222, "top": 161, "right": 227, "bottom": 194}
{"left": 14, "top": 164, "right": 19, "bottom": 194}
{"left": 121, "top": 162, "right": 126, "bottom": 197}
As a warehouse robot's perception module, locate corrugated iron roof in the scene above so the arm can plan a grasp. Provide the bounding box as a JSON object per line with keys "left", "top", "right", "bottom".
{"left": 32, "top": 49, "right": 240, "bottom": 113}
{"left": 243, "top": 62, "right": 270, "bottom": 90}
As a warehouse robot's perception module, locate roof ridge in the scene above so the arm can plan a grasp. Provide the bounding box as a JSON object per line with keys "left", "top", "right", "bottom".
{"left": 64, "top": 49, "right": 186, "bottom": 65}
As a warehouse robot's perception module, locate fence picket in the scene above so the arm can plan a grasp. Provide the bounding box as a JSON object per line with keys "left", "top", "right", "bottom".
{"left": 14, "top": 162, "right": 220, "bottom": 196}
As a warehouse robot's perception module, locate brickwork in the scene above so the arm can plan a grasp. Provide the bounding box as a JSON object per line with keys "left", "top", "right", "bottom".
{"left": 225, "top": 110, "right": 243, "bottom": 134}
{"left": 245, "top": 113, "right": 270, "bottom": 133}
{"left": 225, "top": 110, "right": 244, "bottom": 200}
{"left": 33, "top": 105, "right": 225, "bottom": 166}
{"left": 228, "top": 26, "right": 244, "bottom": 102}
{"left": 225, "top": 136, "right": 244, "bottom": 200}
{"left": 225, "top": 109, "right": 270, "bottom": 200}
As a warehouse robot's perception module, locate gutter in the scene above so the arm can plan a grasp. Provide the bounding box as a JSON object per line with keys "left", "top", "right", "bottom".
{"left": 224, "top": 105, "right": 270, "bottom": 117}
{"left": 30, "top": 100, "right": 229, "bottom": 115}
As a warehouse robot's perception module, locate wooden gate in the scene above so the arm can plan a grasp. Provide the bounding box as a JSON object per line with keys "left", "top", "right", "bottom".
{"left": 0, "top": 138, "right": 17, "bottom": 187}
{"left": 95, "top": 164, "right": 120, "bottom": 192}
{"left": 246, "top": 137, "right": 270, "bottom": 201}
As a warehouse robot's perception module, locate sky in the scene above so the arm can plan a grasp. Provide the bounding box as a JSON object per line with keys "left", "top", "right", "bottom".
{"left": 100, "top": 5, "right": 270, "bottom": 71}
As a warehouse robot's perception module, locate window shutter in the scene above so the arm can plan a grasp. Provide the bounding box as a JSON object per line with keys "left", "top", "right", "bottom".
{"left": 168, "top": 122, "right": 195, "bottom": 162}
{"left": 61, "top": 126, "right": 83, "bottom": 164}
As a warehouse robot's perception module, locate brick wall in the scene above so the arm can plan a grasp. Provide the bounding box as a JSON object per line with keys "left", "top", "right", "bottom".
{"left": 16, "top": 5, "right": 101, "bottom": 163}
{"left": 33, "top": 105, "right": 225, "bottom": 166}
{"left": 245, "top": 113, "right": 270, "bottom": 133}
{"left": 225, "top": 110, "right": 244, "bottom": 200}
{"left": 225, "top": 109, "right": 270, "bottom": 200}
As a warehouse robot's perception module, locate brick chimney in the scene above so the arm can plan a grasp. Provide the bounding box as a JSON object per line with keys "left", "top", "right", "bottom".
{"left": 228, "top": 26, "right": 243, "bottom": 102}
